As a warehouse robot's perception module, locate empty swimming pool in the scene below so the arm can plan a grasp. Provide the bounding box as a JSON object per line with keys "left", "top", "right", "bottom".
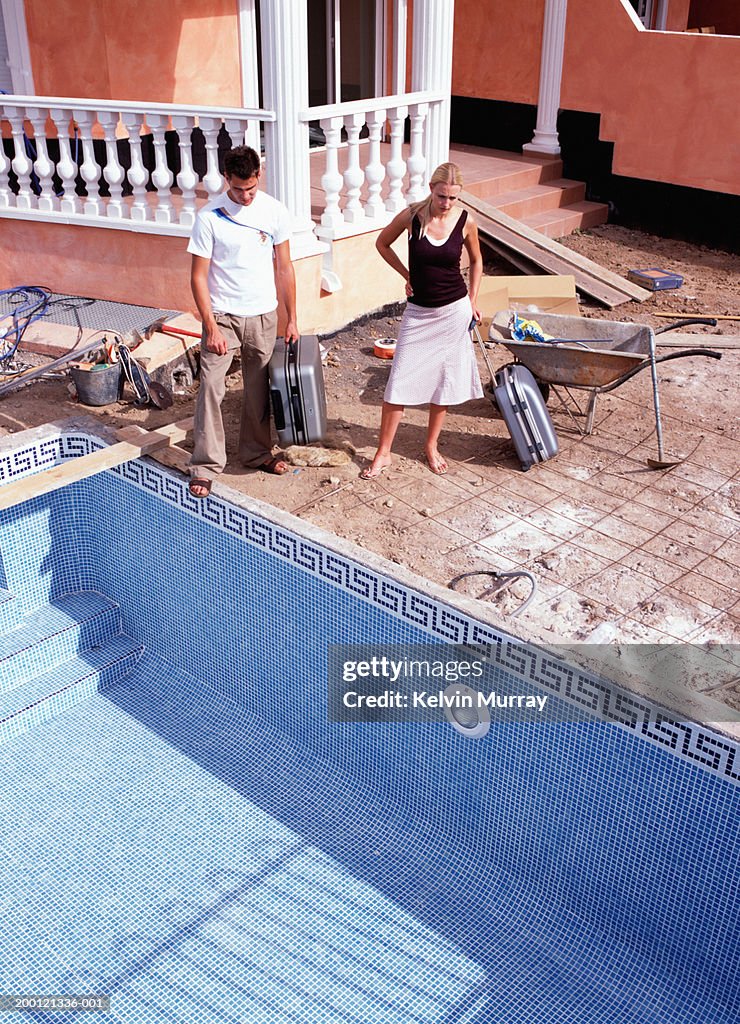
{"left": 0, "top": 424, "right": 737, "bottom": 1023}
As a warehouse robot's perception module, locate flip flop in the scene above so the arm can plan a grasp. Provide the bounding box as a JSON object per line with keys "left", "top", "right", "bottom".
{"left": 260, "top": 456, "right": 289, "bottom": 475}
{"left": 189, "top": 477, "right": 212, "bottom": 498}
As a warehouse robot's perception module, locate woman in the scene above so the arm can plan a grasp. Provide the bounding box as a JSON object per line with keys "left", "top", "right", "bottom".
{"left": 361, "top": 162, "right": 483, "bottom": 478}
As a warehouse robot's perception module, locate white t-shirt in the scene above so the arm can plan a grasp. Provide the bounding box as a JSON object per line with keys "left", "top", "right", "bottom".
{"left": 187, "top": 190, "right": 292, "bottom": 317}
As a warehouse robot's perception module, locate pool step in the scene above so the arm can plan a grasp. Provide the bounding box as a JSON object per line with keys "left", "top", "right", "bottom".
{"left": 0, "top": 633, "right": 143, "bottom": 745}
{"left": 0, "top": 591, "right": 127, "bottom": 693}
{"left": 0, "top": 587, "right": 20, "bottom": 634}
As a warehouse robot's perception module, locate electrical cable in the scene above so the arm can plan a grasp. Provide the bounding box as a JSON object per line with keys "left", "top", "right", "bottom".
{"left": 448, "top": 569, "right": 537, "bottom": 618}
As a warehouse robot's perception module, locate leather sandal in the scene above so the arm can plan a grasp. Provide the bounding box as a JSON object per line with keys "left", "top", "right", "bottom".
{"left": 260, "top": 456, "right": 289, "bottom": 475}
{"left": 189, "top": 477, "right": 212, "bottom": 498}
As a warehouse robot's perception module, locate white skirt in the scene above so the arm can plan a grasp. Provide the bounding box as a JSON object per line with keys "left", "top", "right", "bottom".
{"left": 384, "top": 294, "right": 484, "bottom": 406}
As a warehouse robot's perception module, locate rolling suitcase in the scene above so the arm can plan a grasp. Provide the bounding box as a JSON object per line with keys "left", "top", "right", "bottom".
{"left": 471, "top": 320, "right": 559, "bottom": 472}
{"left": 269, "top": 335, "right": 327, "bottom": 446}
{"left": 493, "top": 363, "right": 559, "bottom": 471}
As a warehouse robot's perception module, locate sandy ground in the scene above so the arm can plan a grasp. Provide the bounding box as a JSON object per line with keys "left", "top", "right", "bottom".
{"left": 1, "top": 224, "right": 738, "bottom": 665}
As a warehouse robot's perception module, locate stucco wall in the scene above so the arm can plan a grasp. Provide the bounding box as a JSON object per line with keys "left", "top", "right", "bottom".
{"left": 562, "top": 0, "right": 739, "bottom": 193}
{"left": 452, "top": 0, "right": 543, "bottom": 106}
{"left": 0, "top": 221, "right": 406, "bottom": 337}
{"left": 453, "top": 0, "right": 739, "bottom": 195}
{"left": 24, "top": 0, "right": 242, "bottom": 105}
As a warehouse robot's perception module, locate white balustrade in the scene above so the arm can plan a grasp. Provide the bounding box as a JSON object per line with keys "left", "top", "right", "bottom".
{"left": 301, "top": 89, "right": 443, "bottom": 237}
{"left": 1, "top": 89, "right": 444, "bottom": 242}
{"left": 0, "top": 96, "right": 272, "bottom": 233}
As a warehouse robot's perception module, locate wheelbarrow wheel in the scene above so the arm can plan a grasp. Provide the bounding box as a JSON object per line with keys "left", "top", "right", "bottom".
{"left": 534, "top": 378, "right": 550, "bottom": 404}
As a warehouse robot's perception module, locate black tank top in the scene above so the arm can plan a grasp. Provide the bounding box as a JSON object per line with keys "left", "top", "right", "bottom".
{"left": 407, "top": 209, "right": 468, "bottom": 308}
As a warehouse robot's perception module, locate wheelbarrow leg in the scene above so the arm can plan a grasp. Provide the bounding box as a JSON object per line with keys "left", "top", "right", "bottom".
{"left": 585, "top": 392, "right": 598, "bottom": 435}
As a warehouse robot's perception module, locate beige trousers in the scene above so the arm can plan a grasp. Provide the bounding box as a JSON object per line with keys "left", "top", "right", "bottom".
{"left": 190, "top": 309, "right": 278, "bottom": 479}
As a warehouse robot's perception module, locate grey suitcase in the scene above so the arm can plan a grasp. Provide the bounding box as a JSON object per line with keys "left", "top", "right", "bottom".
{"left": 493, "top": 362, "right": 559, "bottom": 471}
{"left": 269, "top": 335, "right": 327, "bottom": 446}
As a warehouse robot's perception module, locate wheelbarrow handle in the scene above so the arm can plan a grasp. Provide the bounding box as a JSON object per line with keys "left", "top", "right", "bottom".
{"left": 654, "top": 317, "right": 717, "bottom": 335}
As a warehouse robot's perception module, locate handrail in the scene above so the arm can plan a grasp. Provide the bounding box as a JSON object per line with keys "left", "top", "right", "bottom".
{"left": 0, "top": 94, "right": 276, "bottom": 121}
{"left": 299, "top": 88, "right": 445, "bottom": 122}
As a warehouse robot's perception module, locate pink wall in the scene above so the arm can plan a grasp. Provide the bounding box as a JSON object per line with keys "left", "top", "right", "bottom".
{"left": 452, "top": 0, "right": 543, "bottom": 105}
{"left": 562, "top": 0, "right": 739, "bottom": 193}
{"left": 452, "top": 0, "right": 739, "bottom": 195}
{"left": 665, "top": 0, "right": 691, "bottom": 31}
{"left": 24, "top": 0, "right": 242, "bottom": 105}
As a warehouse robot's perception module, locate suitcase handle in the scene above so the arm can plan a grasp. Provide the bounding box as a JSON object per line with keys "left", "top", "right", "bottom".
{"left": 290, "top": 390, "right": 304, "bottom": 432}
{"left": 270, "top": 388, "right": 286, "bottom": 430}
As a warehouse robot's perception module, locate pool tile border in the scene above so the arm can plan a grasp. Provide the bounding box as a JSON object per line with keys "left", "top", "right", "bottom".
{"left": 0, "top": 430, "right": 737, "bottom": 786}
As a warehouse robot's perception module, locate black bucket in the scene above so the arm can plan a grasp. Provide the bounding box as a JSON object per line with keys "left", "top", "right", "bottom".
{"left": 70, "top": 362, "right": 122, "bottom": 406}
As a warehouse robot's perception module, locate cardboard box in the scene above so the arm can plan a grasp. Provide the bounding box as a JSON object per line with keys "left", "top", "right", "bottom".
{"left": 477, "top": 275, "right": 580, "bottom": 319}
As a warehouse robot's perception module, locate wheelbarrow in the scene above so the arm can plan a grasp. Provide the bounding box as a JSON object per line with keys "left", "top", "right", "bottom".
{"left": 487, "top": 312, "right": 722, "bottom": 466}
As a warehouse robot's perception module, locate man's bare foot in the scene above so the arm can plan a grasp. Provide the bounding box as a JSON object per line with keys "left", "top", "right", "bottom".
{"left": 425, "top": 449, "right": 448, "bottom": 475}
{"left": 189, "top": 477, "right": 213, "bottom": 498}
{"left": 360, "top": 453, "right": 392, "bottom": 479}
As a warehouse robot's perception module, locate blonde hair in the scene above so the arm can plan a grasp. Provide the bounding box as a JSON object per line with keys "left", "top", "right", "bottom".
{"left": 410, "top": 162, "right": 464, "bottom": 238}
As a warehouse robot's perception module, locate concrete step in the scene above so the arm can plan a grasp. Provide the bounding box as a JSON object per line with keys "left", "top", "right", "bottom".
{"left": 0, "top": 591, "right": 122, "bottom": 692}
{"left": 462, "top": 153, "right": 564, "bottom": 200}
{"left": 482, "top": 179, "right": 587, "bottom": 220}
{"left": 0, "top": 633, "right": 143, "bottom": 745}
{"left": 521, "top": 200, "right": 609, "bottom": 239}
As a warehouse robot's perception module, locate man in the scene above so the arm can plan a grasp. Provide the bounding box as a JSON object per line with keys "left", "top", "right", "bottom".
{"left": 187, "top": 145, "right": 299, "bottom": 497}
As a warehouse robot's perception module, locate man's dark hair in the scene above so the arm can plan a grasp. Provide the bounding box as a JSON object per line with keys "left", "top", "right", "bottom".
{"left": 223, "top": 145, "right": 261, "bottom": 180}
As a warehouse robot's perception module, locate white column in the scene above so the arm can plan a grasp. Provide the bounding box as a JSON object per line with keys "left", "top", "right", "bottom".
{"left": 392, "top": 0, "right": 408, "bottom": 95}
{"left": 523, "top": 0, "right": 568, "bottom": 156}
{"left": 259, "top": 0, "right": 316, "bottom": 245}
{"left": 411, "top": 0, "right": 454, "bottom": 177}
{"left": 237, "top": 0, "right": 261, "bottom": 153}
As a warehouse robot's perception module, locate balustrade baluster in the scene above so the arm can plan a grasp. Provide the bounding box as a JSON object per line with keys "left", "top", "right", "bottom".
{"left": 25, "top": 108, "right": 57, "bottom": 212}
{"left": 320, "top": 116, "right": 344, "bottom": 231}
{"left": 97, "top": 110, "right": 126, "bottom": 219}
{"left": 406, "top": 103, "right": 428, "bottom": 203}
{"left": 172, "top": 114, "right": 198, "bottom": 228}
{"left": 385, "top": 105, "right": 408, "bottom": 214}
{"left": 119, "top": 112, "right": 149, "bottom": 222}
{"left": 0, "top": 127, "right": 12, "bottom": 208}
{"left": 342, "top": 113, "right": 364, "bottom": 224}
{"left": 50, "top": 108, "right": 81, "bottom": 215}
{"left": 199, "top": 116, "right": 224, "bottom": 201}
{"left": 146, "top": 113, "right": 174, "bottom": 224}
{"left": 6, "top": 108, "right": 35, "bottom": 210}
{"left": 75, "top": 110, "right": 104, "bottom": 216}
{"left": 363, "top": 109, "right": 386, "bottom": 220}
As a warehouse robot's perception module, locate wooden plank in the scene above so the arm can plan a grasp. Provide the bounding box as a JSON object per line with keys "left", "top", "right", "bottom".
{"left": 0, "top": 418, "right": 193, "bottom": 512}
{"left": 471, "top": 206, "right": 631, "bottom": 307}
{"left": 115, "top": 423, "right": 193, "bottom": 473}
{"left": 461, "top": 190, "right": 652, "bottom": 303}
{"left": 652, "top": 312, "right": 740, "bottom": 321}
{"left": 656, "top": 334, "right": 740, "bottom": 349}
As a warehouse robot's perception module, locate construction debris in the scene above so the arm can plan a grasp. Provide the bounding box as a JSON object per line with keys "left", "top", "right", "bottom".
{"left": 461, "top": 190, "right": 652, "bottom": 308}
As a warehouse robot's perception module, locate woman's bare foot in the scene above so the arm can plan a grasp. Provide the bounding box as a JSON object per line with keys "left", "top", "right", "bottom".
{"left": 425, "top": 448, "right": 448, "bottom": 475}
{"left": 360, "top": 452, "right": 393, "bottom": 479}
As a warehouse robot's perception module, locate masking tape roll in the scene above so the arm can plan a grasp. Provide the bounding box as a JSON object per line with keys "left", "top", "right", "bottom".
{"left": 373, "top": 338, "right": 397, "bottom": 359}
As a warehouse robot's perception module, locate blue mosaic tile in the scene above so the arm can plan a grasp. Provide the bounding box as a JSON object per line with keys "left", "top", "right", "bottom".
{"left": 0, "top": 431, "right": 738, "bottom": 1023}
